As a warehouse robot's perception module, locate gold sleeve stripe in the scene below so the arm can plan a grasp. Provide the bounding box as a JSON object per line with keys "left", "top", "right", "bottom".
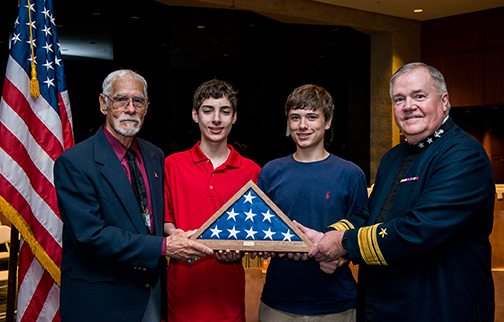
{"left": 328, "top": 219, "right": 355, "bottom": 231}
{"left": 358, "top": 225, "right": 378, "bottom": 264}
{"left": 371, "top": 225, "right": 387, "bottom": 265}
{"left": 358, "top": 224, "right": 388, "bottom": 266}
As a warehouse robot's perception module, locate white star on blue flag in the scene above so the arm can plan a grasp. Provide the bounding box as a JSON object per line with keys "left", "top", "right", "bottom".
{"left": 199, "top": 188, "right": 302, "bottom": 242}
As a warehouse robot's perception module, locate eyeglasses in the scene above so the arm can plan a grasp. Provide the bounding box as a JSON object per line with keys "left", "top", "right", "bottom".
{"left": 103, "top": 94, "right": 149, "bottom": 112}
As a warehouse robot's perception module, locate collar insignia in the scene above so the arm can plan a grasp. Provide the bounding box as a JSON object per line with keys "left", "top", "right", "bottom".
{"left": 410, "top": 117, "right": 454, "bottom": 152}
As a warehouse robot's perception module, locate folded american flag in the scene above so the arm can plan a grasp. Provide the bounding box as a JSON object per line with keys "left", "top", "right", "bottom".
{"left": 191, "top": 181, "right": 314, "bottom": 252}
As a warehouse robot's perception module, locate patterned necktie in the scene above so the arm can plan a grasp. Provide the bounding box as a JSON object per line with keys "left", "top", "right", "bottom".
{"left": 126, "top": 149, "right": 152, "bottom": 234}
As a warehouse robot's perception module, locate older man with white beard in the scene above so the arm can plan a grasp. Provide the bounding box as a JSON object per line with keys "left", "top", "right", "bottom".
{"left": 54, "top": 69, "right": 213, "bottom": 322}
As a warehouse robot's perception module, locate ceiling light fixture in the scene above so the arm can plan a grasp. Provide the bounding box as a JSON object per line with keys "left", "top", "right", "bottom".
{"left": 413, "top": 8, "right": 423, "bottom": 13}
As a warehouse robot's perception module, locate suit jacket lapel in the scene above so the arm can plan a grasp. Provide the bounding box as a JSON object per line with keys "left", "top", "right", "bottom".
{"left": 93, "top": 128, "right": 147, "bottom": 234}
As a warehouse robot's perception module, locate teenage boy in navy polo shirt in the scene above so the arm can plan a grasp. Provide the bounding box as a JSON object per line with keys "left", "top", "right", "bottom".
{"left": 257, "top": 84, "right": 368, "bottom": 322}
{"left": 163, "top": 79, "right": 261, "bottom": 322}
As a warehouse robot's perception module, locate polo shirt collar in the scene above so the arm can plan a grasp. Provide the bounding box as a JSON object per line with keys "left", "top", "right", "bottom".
{"left": 190, "top": 141, "right": 241, "bottom": 168}
{"left": 226, "top": 145, "right": 241, "bottom": 168}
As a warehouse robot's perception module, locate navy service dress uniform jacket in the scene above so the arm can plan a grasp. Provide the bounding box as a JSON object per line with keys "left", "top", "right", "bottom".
{"left": 333, "top": 118, "right": 495, "bottom": 322}
{"left": 55, "top": 127, "right": 166, "bottom": 322}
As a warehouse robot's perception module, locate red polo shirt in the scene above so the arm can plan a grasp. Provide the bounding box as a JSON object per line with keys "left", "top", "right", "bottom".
{"left": 164, "top": 142, "right": 260, "bottom": 322}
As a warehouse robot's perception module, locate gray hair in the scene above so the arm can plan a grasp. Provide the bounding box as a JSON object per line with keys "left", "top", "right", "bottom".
{"left": 102, "top": 69, "right": 148, "bottom": 98}
{"left": 390, "top": 62, "right": 451, "bottom": 110}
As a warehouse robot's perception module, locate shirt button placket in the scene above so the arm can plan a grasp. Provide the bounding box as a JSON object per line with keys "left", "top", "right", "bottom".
{"left": 205, "top": 160, "right": 215, "bottom": 196}
{"left": 209, "top": 170, "right": 214, "bottom": 190}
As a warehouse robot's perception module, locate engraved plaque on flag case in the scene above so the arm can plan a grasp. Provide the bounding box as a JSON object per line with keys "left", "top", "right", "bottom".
{"left": 190, "top": 181, "right": 314, "bottom": 252}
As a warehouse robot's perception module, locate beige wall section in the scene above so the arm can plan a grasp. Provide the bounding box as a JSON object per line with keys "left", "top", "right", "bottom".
{"left": 370, "top": 33, "right": 394, "bottom": 184}
{"left": 157, "top": 0, "right": 421, "bottom": 184}
{"left": 369, "top": 30, "right": 421, "bottom": 182}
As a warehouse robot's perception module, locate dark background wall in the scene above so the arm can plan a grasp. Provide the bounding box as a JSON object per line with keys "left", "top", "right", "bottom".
{"left": 1, "top": 0, "right": 371, "bottom": 181}
{"left": 422, "top": 7, "right": 504, "bottom": 183}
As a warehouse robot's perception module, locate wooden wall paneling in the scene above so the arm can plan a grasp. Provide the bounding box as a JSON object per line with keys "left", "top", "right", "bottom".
{"left": 490, "top": 110, "right": 504, "bottom": 156}
{"left": 490, "top": 111, "right": 504, "bottom": 183}
{"left": 421, "top": 11, "right": 486, "bottom": 57}
{"left": 423, "top": 51, "right": 484, "bottom": 107}
{"left": 452, "top": 108, "right": 490, "bottom": 144}
{"left": 492, "top": 197, "right": 504, "bottom": 269}
{"left": 244, "top": 268, "right": 263, "bottom": 322}
{"left": 484, "top": 48, "right": 504, "bottom": 105}
{"left": 494, "top": 269, "right": 504, "bottom": 322}
{"left": 492, "top": 159, "right": 504, "bottom": 184}
{"left": 491, "top": 209, "right": 504, "bottom": 268}
{"left": 484, "top": 7, "right": 504, "bottom": 49}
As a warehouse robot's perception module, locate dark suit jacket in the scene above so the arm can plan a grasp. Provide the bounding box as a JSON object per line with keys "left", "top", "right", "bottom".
{"left": 55, "top": 127, "right": 166, "bottom": 322}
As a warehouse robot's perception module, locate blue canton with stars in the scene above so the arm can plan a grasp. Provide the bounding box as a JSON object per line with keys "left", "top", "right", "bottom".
{"left": 198, "top": 188, "right": 302, "bottom": 242}
{"left": 10, "top": 0, "right": 67, "bottom": 115}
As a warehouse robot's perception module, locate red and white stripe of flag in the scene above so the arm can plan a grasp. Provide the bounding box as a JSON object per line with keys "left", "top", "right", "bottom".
{"left": 0, "top": 55, "right": 73, "bottom": 321}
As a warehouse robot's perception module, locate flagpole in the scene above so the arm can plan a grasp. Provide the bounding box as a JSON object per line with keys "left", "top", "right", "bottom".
{"left": 6, "top": 226, "right": 19, "bottom": 322}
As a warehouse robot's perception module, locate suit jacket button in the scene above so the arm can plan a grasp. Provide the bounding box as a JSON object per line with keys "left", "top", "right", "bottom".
{"left": 144, "top": 284, "right": 151, "bottom": 288}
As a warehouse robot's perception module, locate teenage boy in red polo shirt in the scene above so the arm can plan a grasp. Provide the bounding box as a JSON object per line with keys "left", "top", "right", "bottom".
{"left": 163, "top": 79, "right": 261, "bottom": 322}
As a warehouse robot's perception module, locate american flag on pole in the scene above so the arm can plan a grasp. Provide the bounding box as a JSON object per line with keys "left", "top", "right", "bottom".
{"left": 191, "top": 181, "right": 314, "bottom": 252}
{"left": 0, "top": 0, "right": 73, "bottom": 321}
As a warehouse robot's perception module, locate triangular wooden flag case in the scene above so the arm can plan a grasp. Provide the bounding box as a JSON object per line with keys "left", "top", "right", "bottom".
{"left": 190, "top": 181, "right": 314, "bottom": 252}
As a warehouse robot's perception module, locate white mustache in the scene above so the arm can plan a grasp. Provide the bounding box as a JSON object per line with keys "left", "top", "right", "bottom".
{"left": 115, "top": 115, "right": 142, "bottom": 137}
{"left": 117, "top": 115, "right": 141, "bottom": 123}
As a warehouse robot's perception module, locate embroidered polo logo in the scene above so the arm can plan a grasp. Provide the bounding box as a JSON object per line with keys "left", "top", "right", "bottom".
{"left": 326, "top": 192, "right": 330, "bottom": 199}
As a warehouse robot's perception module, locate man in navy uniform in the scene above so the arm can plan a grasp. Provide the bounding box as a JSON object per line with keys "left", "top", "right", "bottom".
{"left": 298, "top": 62, "right": 495, "bottom": 322}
